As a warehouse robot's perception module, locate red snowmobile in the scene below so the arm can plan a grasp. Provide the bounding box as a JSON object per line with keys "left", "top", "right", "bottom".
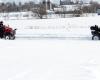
{"left": 3, "top": 25, "right": 17, "bottom": 40}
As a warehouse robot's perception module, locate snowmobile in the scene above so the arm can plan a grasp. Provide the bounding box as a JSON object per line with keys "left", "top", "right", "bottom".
{"left": 1, "top": 26, "right": 17, "bottom": 40}
{"left": 90, "top": 25, "right": 100, "bottom": 40}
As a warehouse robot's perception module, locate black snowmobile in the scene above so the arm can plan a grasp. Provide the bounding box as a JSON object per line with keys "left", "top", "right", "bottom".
{"left": 90, "top": 25, "right": 100, "bottom": 40}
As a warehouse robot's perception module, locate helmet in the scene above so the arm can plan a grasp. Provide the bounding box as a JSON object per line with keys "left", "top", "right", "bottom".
{"left": 0, "top": 21, "right": 3, "bottom": 24}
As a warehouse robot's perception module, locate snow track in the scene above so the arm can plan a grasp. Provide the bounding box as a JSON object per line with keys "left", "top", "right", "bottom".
{"left": 15, "top": 35, "right": 92, "bottom": 40}
{"left": 13, "top": 27, "right": 92, "bottom": 40}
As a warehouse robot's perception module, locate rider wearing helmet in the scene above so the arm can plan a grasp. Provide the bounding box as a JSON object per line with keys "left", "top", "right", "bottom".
{"left": 0, "top": 21, "right": 4, "bottom": 38}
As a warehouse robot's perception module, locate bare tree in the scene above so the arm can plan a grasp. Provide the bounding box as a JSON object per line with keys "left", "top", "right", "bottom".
{"left": 89, "top": 1, "right": 100, "bottom": 13}
{"left": 32, "top": 3, "right": 47, "bottom": 19}
{"left": 80, "top": 1, "right": 100, "bottom": 14}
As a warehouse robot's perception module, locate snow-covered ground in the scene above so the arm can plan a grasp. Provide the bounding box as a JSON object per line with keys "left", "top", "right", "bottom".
{"left": 0, "top": 16, "right": 100, "bottom": 80}
{"left": 0, "top": 40, "right": 100, "bottom": 80}
{"left": 2, "top": 15, "right": 100, "bottom": 39}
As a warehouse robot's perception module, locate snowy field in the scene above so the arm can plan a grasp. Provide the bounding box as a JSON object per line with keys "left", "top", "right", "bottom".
{"left": 0, "top": 16, "right": 100, "bottom": 80}
{"left": 0, "top": 40, "right": 100, "bottom": 80}
{"left": 1, "top": 15, "right": 100, "bottom": 39}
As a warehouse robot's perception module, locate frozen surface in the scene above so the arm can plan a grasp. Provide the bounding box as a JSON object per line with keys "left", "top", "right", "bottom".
{"left": 0, "top": 16, "right": 100, "bottom": 80}
{"left": 1, "top": 16, "right": 100, "bottom": 39}
{"left": 0, "top": 40, "right": 100, "bottom": 80}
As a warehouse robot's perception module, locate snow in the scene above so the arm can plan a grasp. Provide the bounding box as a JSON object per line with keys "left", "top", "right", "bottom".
{"left": 2, "top": 15, "right": 100, "bottom": 38}
{"left": 0, "top": 40, "right": 100, "bottom": 80}
{"left": 0, "top": 15, "right": 100, "bottom": 80}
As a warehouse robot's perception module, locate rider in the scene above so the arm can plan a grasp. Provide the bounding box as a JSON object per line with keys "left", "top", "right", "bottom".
{"left": 0, "top": 21, "right": 5, "bottom": 38}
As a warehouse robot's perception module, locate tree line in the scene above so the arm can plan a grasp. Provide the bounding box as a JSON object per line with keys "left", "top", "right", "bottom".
{"left": 0, "top": 1, "right": 36, "bottom": 12}
{"left": 57, "top": 1, "right": 100, "bottom": 17}
{"left": 0, "top": 1, "right": 100, "bottom": 18}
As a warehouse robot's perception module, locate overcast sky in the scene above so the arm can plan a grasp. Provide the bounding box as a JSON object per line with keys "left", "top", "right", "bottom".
{"left": 1, "top": 0, "right": 100, "bottom": 4}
